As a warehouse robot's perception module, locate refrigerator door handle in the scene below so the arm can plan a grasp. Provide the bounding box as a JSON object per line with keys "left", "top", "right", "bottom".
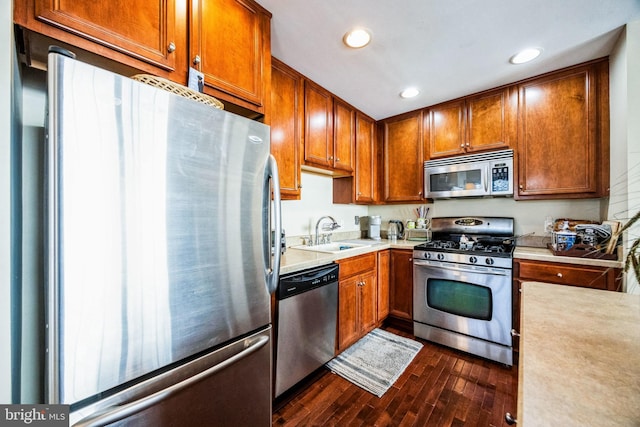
{"left": 265, "top": 154, "right": 282, "bottom": 295}
{"left": 72, "top": 335, "right": 269, "bottom": 427}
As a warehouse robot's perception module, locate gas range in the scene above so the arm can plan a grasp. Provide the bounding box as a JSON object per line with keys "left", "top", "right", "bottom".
{"left": 412, "top": 216, "right": 516, "bottom": 365}
{"left": 413, "top": 216, "right": 515, "bottom": 269}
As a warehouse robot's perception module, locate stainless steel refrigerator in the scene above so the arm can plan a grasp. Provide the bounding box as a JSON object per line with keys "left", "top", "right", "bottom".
{"left": 44, "top": 48, "right": 282, "bottom": 426}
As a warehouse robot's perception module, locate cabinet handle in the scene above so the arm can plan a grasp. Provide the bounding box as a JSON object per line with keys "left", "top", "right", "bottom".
{"left": 460, "top": 143, "right": 465, "bottom": 148}
{"left": 418, "top": 191, "right": 422, "bottom": 196}
{"left": 557, "top": 273, "right": 563, "bottom": 278}
{"left": 328, "top": 156, "right": 334, "bottom": 160}
{"left": 409, "top": 257, "right": 412, "bottom": 261}
{"left": 167, "top": 42, "right": 176, "bottom": 53}
{"left": 193, "top": 55, "right": 201, "bottom": 65}
{"left": 336, "top": 158, "right": 340, "bottom": 161}
{"left": 505, "top": 413, "right": 517, "bottom": 425}
{"left": 510, "top": 329, "right": 520, "bottom": 337}
{"left": 357, "top": 191, "right": 362, "bottom": 196}
{"left": 297, "top": 184, "right": 302, "bottom": 189}
{"left": 519, "top": 184, "right": 523, "bottom": 190}
{"left": 466, "top": 142, "right": 470, "bottom": 147}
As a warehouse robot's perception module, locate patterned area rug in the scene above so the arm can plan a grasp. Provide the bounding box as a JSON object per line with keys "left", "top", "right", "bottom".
{"left": 326, "top": 328, "right": 423, "bottom": 397}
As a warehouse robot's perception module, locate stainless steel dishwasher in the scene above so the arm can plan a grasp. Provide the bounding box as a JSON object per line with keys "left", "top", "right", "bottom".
{"left": 274, "top": 263, "right": 339, "bottom": 397}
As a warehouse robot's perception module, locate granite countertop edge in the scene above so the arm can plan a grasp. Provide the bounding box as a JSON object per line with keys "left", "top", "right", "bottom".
{"left": 279, "top": 239, "right": 420, "bottom": 275}
{"left": 514, "top": 246, "right": 624, "bottom": 269}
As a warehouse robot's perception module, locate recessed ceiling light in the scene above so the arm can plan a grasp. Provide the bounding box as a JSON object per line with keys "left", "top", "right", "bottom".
{"left": 343, "top": 28, "right": 371, "bottom": 49}
{"left": 510, "top": 48, "right": 543, "bottom": 64}
{"left": 400, "top": 87, "right": 420, "bottom": 99}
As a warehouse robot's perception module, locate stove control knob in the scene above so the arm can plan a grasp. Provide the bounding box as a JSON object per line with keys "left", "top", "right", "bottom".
{"left": 469, "top": 256, "right": 478, "bottom": 264}
{"left": 485, "top": 258, "right": 495, "bottom": 265}
{"left": 425, "top": 252, "right": 431, "bottom": 260}
{"left": 437, "top": 253, "right": 445, "bottom": 261}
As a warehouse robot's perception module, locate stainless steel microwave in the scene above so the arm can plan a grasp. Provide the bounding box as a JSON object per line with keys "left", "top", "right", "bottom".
{"left": 424, "top": 149, "right": 514, "bottom": 199}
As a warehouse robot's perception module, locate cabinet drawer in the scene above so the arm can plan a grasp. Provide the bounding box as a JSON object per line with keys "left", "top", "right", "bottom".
{"left": 517, "top": 260, "right": 610, "bottom": 290}
{"left": 338, "top": 253, "right": 376, "bottom": 279}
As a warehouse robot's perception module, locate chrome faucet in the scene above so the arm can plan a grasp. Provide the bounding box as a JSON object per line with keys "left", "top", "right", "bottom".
{"left": 315, "top": 215, "right": 340, "bottom": 246}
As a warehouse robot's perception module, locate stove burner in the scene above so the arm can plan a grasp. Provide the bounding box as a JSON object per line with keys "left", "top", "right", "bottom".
{"left": 416, "top": 240, "right": 514, "bottom": 256}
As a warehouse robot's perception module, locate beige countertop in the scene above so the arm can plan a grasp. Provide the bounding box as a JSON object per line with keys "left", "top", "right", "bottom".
{"left": 518, "top": 282, "right": 640, "bottom": 426}
{"left": 281, "top": 243, "right": 624, "bottom": 275}
{"left": 514, "top": 246, "right": 624, "bottom": 269}
{"left": 280, "top": 239, "right": 421, "bottom": 275}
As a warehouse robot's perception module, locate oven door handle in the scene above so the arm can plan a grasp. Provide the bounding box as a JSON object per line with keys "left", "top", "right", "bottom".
{"left": 414, "top": 260, "right": 510, "bottom": 276}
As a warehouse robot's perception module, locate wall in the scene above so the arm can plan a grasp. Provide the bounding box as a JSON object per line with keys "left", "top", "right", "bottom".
{"left": 282, "top": 172, "right": 368, "bottom": 241}
{"left": 284, "top": 176, "right": 605, "bottom": 243}
{"left": 610, "top": 19, "right": 640, "bottom": 293}
{"left": 0, "top": 0, "right": 14, "bottom": 404}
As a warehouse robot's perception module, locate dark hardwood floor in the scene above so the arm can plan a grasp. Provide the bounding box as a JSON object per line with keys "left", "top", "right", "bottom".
{"left": 272, "top": 326, "right": 517, "bottom": 427}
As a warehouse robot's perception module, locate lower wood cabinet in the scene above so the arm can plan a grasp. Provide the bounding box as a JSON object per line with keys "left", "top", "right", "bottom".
{"left": 336, "top": 253, "right": 378, "bottom": 352}
{"left": 389, "top": 249, "right": 414, "bottom": 329}
{"left": 512, "top": 257, "right": 622, "bottom": 361}
{"left": 376, "top": 250, "right": 390, "bottom": 321}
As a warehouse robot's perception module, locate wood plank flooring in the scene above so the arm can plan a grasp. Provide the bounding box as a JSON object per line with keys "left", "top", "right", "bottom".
{"left": 273, "top": 326, "right": 517, "bottom": 427}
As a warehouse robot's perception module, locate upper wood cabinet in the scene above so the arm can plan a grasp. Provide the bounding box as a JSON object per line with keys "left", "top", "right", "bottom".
{"left": 333, "top": 98, "right": 355, "bottom": 172}
{"left": 333, "top": 110, "right": 376, "bottom": 204}
{"left": 14, "top": 0, "right": 187, "bottom": 81}
{"left": 303, "top": 80, "right": 334, "bottom": 168}
{"left": 516, "top": 60, "right": 609, "bottom": 199}
{"left": 426, "top": 88, "right": 516, "bottom": 159}
{"left": 353, "top": 112, "right": 376, "bottom": 203}
{"left": 303, "top": 80, "right": 355, "bottom": 173}
{"left": 190, "top": 0, "right": 271, "bottom": 114}
{"left": 381, "top": 110, "right": 425, "bottom": 203}
{"left": 270, "top": 58, "right": 302, "bottom": 200}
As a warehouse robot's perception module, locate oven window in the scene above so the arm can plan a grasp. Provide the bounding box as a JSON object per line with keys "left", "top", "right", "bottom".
{"left": 426, "top": 278, "right": 492, "bottom": 320}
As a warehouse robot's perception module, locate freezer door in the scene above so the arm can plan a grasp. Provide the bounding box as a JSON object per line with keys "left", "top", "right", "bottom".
{"left": 46, "top": 52, "right": 274, "bottom": 405}
{"left": 70, "top": 328, "right": 272, "bottom": 427}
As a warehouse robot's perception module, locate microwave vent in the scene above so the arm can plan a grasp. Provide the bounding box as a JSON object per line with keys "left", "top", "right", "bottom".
{"left": 424, "top": 149, "right": 513, "bottom": 168}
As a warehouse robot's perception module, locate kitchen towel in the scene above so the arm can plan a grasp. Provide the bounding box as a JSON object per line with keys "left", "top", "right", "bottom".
{"left": 326, "top": 328, "right": 423, "bottom": 397}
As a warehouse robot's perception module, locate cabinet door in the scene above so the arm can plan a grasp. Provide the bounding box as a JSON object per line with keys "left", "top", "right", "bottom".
{"left": 426, "top": 99, "right": 466, "bottom": 159}
{"left": 191, "top": 0, "right": 270, "bottom": 112}
{"left": 28, "top": 0, "right": 178, "bottom": 71}
{"left": 333, "top": 99, "right": 355, "bottom": 172}
{"left": 517, "top": 65, "right": 598, "bottom": 198}
{"left": 466, "top": 88, "right": 515, "bottom": 153}
{"left": 389, "top": 249, "right": 413, "bottom": 320}
{"left": 337, "top": 277, "right": 359, "bottom": 352}
{"left": 304, "top": 80, "right": 334, "bottom": 168}
{"left": 376, "top": 250, "right": 390, "bottom": 322}
{"left": 354, "top": 112, "right": 376, "bottom": 203}
{"left": 382, "top": 111, "right": 424, "bottom": 202}
{"left": 270, "top": 58, "right": 302, "bottom": 200}
{"left": 360, "top": 271, "right": 378, "bottom": 335}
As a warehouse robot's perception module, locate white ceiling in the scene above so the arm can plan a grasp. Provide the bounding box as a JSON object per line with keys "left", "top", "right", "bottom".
{"left": 256, "top": 0, "right": 640, "bottom": 120}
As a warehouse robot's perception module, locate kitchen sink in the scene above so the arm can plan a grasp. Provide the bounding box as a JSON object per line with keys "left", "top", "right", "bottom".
{"left": 291, "top": 242, "right": 371, "bottom": 254}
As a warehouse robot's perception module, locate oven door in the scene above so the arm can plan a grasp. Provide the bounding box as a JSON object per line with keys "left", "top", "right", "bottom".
{"left": 413, "top": 259, "right": 512, "bottom": 346}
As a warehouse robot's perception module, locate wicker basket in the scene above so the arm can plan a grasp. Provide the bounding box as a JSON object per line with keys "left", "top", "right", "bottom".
{"left": 131, "top": 74, "right": 224, "bottom": 110}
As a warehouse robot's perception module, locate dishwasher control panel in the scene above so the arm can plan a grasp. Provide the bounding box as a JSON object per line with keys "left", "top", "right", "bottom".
{"left": 277, "top": 263, "right": 339, "bottom": 299}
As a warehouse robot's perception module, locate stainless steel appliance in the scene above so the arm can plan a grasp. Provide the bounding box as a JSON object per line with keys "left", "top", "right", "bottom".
{"left": 413, "top": 217, "right": 514, "bottom": 365}
{"left": 360, "top": 215, "right": 382, "bottom": 240}
{"left": 274, "top": 264, "right": 339, "bottom": 397}
{"left": 424, "top": 149, "right": 514, "bottom": 199}
{"left": 45, "top": 48, "right": 282, "bottom": 426}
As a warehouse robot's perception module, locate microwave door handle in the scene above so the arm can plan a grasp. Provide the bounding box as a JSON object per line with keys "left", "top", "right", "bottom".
{"left": 484, "top": 164, "right": 489, "bottom": 193}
